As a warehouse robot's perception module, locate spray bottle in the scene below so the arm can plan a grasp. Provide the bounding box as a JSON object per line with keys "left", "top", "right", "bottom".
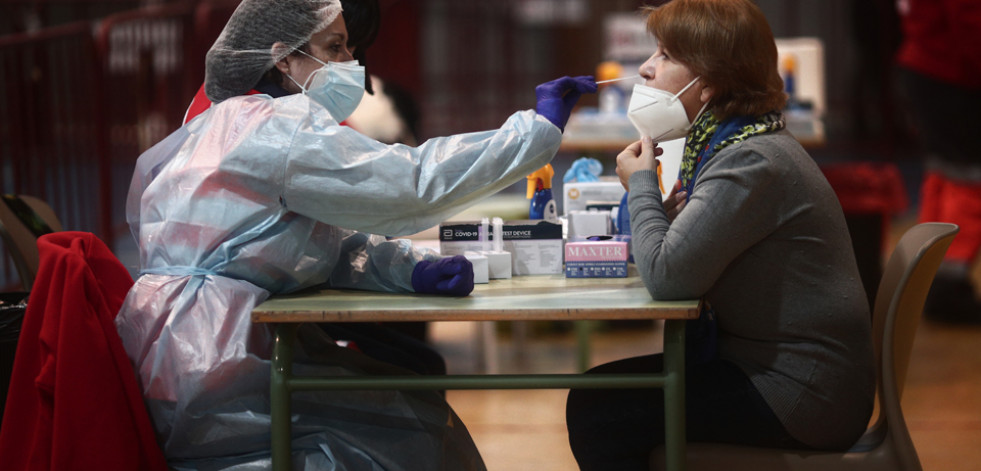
{"left": 527, "top": 164, "right": 557, "bottom": 221}
{"left": 781, "top": 54, "right": 796, "bottom": 99}
{"left": 781, "top": 54, "right": 805, "bottom": 111}
{"left": 596, "top": 61, "right": 626, "bottom": 114}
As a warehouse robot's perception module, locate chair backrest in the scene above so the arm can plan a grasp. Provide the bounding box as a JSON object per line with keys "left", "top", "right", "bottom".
{"left": 868, "top": 223, "right": 957, "bottom": 444}
{"left": 0, "top": 195, "right": 63, "bottom": 291}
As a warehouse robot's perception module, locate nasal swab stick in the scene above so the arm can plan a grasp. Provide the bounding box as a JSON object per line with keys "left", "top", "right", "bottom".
{"left": 492, "top": 217, "right": 503, "bottom": 252}
{"left": 481, "top": 217, "right": 490, "bottom": 252}
{"left": 596, "top": 74, "right": 641, "bottom": 84}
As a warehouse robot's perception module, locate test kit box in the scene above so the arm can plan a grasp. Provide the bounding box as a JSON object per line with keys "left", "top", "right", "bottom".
{"left": 563, "top": 181, "right": 626, "bottom": 214}
{"left": 566, "top": 209, "right": 612, "bottom": 240}
{"left": 439, "top": 220, "right": 563, "bottom": 275}
{"left": 564, "top": 237, "right": 630, "bottom": 278}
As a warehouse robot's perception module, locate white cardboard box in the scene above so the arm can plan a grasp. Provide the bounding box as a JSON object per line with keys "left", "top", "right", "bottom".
{"left": 562, "top": 181, "right": 625, "bottom": 215}
{"left": 440, "top": 220, "right": 563, "bottom": 275}
{"left": 567, "top": 210, "right": 612, "bottom": 239}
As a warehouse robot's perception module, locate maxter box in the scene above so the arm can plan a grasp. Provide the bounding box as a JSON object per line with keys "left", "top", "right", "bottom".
{"left": 564, "top": 239, "right": 629, "bottom": 278}
{"left": 439, "top": 220, "right": 563, "bottom": 275}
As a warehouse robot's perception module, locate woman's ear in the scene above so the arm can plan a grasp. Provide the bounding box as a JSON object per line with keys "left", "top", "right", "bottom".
{"left": 699, "top": 84, "right": 715, "bottom": 104}
{"left": 271, "top": 42, "right": 292, "bottom": 76}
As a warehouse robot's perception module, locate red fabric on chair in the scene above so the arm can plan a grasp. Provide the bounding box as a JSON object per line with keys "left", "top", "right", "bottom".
{"left": 0, "top": 232, "right": 167, "bottom": 471}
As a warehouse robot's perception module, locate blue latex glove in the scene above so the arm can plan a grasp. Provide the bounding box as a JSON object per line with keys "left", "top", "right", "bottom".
{"left": 563, "top": 157, "right": 603, "bottom": 183}
{"left": 535, "top": 75, "right": 597, "bottom": 132}
{"left": 411, "top": 255, "right": 475, "bottom": 296}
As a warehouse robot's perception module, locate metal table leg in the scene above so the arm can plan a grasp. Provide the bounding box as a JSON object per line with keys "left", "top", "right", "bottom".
{"left": 267, "top": 320, "right": 686, "bottom": 471}
{"left": 575, "top": 320, "right": 593, "bottom": 372}
{"left": 662, "top": 319, "right": 687, "bottom": 471}
{"left": 271, "top": 323, "right": 298, "bottom": 471}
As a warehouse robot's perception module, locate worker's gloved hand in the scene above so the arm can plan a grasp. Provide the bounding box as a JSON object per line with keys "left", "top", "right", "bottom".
{"left": 535, "top": 75, "right": 598, "bottom": 132}
{"left": 412, "top": 255, "right": 475, "bottom": 296}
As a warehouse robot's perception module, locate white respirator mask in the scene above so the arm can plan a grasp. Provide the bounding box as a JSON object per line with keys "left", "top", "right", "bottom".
{"left": 287, "top": 50, "right": 365, "bottom": 122}
{"left": 627, "top": 76, "right": 707, "bottom": 142}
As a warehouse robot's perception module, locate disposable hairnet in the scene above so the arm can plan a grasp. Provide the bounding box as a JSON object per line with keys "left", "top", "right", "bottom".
{"left": 205, "top": 0, "right": 343, "bottom": 103}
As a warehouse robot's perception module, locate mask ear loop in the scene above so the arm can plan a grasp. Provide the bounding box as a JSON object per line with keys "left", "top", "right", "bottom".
{"left": 284, "top": 73, "right": 307, "bottom": 93}
{"left": 675, "top": 76, "right": 711, "bottom": 126}
{"left": 691, "top": 99, "right": 711, "bottom": 124}
{"left": 671, "top": 76, "right": 702, "bottom": 102}
{"left": 284, "top": 48, "right": 330, "bottom": 93}
{"left": 295, "top": 48, "right": 329, "bottom": 67}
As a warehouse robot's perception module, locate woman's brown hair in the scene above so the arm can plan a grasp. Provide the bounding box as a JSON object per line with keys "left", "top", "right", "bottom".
{"left": 646, "top": 0, "right": 787, "bottom": 120}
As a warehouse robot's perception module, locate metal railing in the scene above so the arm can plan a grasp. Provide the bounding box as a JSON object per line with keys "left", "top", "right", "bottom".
{"left": 0, "top": 0, "right": 239, "bottom": 289}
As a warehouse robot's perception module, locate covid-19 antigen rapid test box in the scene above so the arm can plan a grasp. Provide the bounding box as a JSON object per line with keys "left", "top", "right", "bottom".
{"left": 439, "top": 220, "right": 563, "bottom": 275}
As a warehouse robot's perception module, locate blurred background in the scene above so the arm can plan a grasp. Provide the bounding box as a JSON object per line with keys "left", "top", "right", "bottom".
{"left": 3, "top": 3, "right": 979, "bottom": 470}
{"left": 0, "top": 0, "right": 913, "bottom": 288}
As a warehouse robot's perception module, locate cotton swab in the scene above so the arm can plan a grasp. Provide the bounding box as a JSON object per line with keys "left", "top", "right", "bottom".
{"left": 480, "top": 217, "right": 490, "bottom": 252}
{"left": 596, "top": 74, "right": 641, "bottom": 85}
{"left": 492, "top": 217, "right": 504, "bottom": 252}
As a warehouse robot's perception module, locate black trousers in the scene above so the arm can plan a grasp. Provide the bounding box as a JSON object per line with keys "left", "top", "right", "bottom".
{"left": 566, "top": 355, "right": 807, "bottom": 471}
{"left": 319, "top": 322, "right": 446, "bottom": 376}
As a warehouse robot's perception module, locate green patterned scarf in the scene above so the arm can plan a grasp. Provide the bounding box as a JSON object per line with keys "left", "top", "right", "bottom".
{"left": 679, "top": 111, "right": 786, "bottom": 196}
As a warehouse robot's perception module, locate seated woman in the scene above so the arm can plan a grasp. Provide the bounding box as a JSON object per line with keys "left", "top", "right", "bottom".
{"left": 566, "top": 1, "right": 875, "bottom": 469}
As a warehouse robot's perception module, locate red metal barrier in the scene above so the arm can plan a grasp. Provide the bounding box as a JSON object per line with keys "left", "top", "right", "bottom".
{"left": 92, "top": 1, "right": 200, "bottom": 247}
{"left": 0, "top": 1, "right": 141, "bottom": 36}
{"left": 0, "top": 21, "right": 104, "bottom": 289}
{"left": 188, "top": 0, "right": 241, "bottom": 89}
{"left": 0, "top": 1, "right": 230, "bottom": 289}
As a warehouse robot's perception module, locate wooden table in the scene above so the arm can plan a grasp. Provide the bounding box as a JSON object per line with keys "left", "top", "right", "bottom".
{"left": 252, "top": 270, "right": 701, "bottom": 471}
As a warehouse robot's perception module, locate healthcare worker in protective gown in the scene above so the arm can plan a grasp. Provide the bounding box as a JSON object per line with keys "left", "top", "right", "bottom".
{"left": 114, "top": 0, "right": 596, "bottom": 469}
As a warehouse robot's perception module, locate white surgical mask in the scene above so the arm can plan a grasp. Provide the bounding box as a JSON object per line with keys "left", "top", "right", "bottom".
{"left": 287, "top": 51, "right": 365, "bottom": 122}
{"left": 627, "top": 76, "right": 707, "bottom": 142}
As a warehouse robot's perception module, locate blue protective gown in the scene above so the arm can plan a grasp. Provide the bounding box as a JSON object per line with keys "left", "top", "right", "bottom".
{"left": 115, "top": 92, "right": 561, "bottom": 470}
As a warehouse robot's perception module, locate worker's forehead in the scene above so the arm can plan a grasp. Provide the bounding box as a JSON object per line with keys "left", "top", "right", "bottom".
{"left": 309, "top": 16, "right": 348, "bottom": 43}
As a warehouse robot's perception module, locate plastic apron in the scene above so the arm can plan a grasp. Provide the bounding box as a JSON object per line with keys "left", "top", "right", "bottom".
{"left": 115, "top": 93, "right": 561, "bottom": 470}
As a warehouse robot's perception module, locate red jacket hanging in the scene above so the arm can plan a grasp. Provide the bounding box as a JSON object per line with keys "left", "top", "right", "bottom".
{"left": 0, "top": 232, "right": 167, "bottom": 471}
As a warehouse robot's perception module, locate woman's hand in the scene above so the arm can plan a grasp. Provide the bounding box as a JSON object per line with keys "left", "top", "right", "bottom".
{"left": 615, "top": 136, "right": 663, "bottom": 191}
{"left": 663, "top": 179, "right": 688, "bottom": 222}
